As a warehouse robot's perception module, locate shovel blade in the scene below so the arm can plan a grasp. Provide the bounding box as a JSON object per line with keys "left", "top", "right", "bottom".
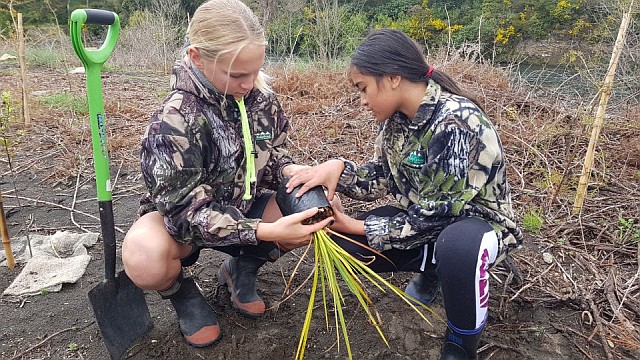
{"left": 88, "top": 270, "right": 153, "bottom": 360}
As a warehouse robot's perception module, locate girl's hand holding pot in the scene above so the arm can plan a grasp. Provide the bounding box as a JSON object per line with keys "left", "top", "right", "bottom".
{"left": 285, "top": 159, "right": 345, "bottom": 201}
{"left": 256, "top": 208, "right": 334, "bottom": 251}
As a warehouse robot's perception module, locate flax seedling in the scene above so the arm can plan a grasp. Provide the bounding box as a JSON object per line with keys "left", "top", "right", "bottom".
{"left": 275, "top": 180, "right": 442, "bottom": 359}
{"left": 294, "top": 228, "right": 443, "bottom": 360}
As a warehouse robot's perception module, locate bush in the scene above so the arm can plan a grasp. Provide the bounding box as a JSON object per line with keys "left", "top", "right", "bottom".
{"left": 110, "top": 9, "right": 186, "bottom": 72}
{"left": 268, "top": 3, "right": 368, "bottom": 64}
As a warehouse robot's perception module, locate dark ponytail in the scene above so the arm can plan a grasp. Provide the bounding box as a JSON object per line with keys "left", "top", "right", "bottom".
{"left": 350, "top": 29, "right": 481, "bottom": 108}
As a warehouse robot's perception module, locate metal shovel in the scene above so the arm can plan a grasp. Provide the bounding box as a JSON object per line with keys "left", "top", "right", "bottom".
{"left": 70, "top": 9, "right": 152, "bottom": 359}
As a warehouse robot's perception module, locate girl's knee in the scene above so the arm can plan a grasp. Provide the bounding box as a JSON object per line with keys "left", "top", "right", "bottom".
{"left": 123, "top": 213, "right": 167, "bottom": 262}
{"left": 436, "top": 218, "right": 493, "bottom": 252}
{"left": 434, "top": 218, "right": 496, "bottom": 273}
{"left": 122, "top": 212, "right": 186, "bottom": 290}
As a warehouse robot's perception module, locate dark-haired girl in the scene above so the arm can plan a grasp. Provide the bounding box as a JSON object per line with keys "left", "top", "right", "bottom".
{"left": 287, "top": 28, "right": 523, "bottom": 360}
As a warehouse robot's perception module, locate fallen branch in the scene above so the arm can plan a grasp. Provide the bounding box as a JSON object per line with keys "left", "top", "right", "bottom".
{"left": 10, "top": 321, "right": 94, "bottom": 360}
{"left": 588, "top": 296, "right": 614, "bottom": 360}
{"left": 3, "top": 194, "right": 124, "bottom": 234}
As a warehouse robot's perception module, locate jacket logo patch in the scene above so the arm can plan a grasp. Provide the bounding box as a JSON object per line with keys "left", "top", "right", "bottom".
{"left": 255, "top": 131, "right": 273, "bottom": 141}
{"left": 405, "top": 151, "right": 426, "bottom": 167}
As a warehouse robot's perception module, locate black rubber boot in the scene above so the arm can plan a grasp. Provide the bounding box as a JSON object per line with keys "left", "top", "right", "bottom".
{"left": 159, "top": 271, "right": 221, "bottom": 348}
{"left": 404, "top": 267, "right": 440, "bottom": 305}
{"left": 218, "top": 256, "right": 267, "bottom": 318}
{"left": 440, "top": 326, "right": 482, "bottom": 360}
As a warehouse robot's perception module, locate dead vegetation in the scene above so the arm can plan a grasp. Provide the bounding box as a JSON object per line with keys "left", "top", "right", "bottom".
{"left": 1, "top": 54, "right": 639, "bottom": 358}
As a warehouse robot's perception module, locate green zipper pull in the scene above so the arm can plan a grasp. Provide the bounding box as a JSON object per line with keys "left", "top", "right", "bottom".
{"left": 236, "top": 97, "right": 256, "bottom": 200}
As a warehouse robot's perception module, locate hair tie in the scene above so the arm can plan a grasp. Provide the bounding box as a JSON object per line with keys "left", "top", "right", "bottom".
{"left": 426, "top": 66, "right": 434, "bottom": 79}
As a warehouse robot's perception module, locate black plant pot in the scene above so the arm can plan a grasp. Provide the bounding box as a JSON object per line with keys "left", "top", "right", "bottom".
{"left": 276, "top": 177, "right": 334, "bottom": 225}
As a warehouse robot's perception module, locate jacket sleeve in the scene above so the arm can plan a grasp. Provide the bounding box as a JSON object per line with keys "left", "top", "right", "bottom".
{"left": 336, "top": 130, "right": 390, "bottom": 201}
{"left": 363, "top": 111, "right": 498, "bottom": 252}
{"left": 141, "top": 99, "right": 260, "bottom": 247}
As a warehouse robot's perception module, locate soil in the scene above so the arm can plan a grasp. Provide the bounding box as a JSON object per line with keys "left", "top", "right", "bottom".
{"left": 1, "top": 62, "right": 639, "bottom": 360}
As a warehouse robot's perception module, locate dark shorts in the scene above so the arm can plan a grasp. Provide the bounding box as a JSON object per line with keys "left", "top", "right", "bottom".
{"left": 244, "top": 190, "right": 273, "bottom": 219}
{"left": 180, "top": 191, "right": 279, "bottom": 266}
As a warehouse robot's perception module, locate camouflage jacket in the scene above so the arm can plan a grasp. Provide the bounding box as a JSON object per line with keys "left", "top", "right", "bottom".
{"left": 138, "top": 59, "right": 294, "bottom": 247}
{"left": 337, "top": 80, "right": 523, "bottom": 257}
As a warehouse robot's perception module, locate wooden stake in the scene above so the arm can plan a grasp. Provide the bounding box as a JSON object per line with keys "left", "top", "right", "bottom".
{"left": 0, "top": 191, "right": 15, "bottom": 269}
{"left": 573, "top": 0, "right": 635, "bottom": 214}
{"left": 17, "top": 13, "right": 30, "bottom": 126}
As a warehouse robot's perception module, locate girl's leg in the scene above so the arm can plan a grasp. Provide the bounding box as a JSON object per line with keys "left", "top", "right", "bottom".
{"left": 329, "top": 205, "right": 423, "bottom": 272}
{"left": 217, "top": 191, "right": 282, "bottom": 318}
{"left": 122, "top": 211, "right": 192, "bottom": 290}
{"left": 122, "top": 211, "right": 220, "bottom": 347}
{"left": 330, "top": 205, "right": 436, "bottom": 302}
{"left": 217, "top": 192, "right": 343, "bottom": 317}
{"left": 435, "top": 217, "right": 499, "bottom": 359}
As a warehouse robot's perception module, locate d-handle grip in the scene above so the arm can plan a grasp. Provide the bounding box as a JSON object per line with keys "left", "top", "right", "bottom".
{"left": 69, "top": 9, "right": 120, "bottom": 66}
{"left": 84, "top": 9, "right": 117, "bottom": 25}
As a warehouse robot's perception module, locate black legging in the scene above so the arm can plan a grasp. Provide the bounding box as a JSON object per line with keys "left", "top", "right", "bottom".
{"left": 331, "top": 205, "right": 497, "bottom": 332}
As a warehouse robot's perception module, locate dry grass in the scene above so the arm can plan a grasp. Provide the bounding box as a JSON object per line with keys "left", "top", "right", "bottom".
{"left": 1, "top": 52, "right": 639, "bottom": 357}
{"left": 273, "top": 59, "right": 640, "bottom": 356}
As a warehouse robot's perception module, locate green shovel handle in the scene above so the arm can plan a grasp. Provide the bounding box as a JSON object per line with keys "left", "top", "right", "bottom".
{"left": 70, "top": 9, "right": 120, "bottom": 67}
{"left": 69, "top": 9, "right": 120, "bottom": 202}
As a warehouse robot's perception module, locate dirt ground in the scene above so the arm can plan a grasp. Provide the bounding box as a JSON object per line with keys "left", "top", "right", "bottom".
{"left": 1, "top": 62, "right": 639, "bottom": 360}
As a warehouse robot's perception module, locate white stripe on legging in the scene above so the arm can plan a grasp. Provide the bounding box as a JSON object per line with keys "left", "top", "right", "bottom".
{"left": 474, "top": 230, "right": 499, "bottom": 329}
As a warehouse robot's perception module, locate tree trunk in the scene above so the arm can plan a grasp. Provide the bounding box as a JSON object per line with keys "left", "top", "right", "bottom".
{"left": 261, "top": 0, "right": 274, "bottom": 29}
{"left": 0, "top": 191, "right": 15, "bottom": 269}
{"left": 573, "top": 0, "right": 636, "bottom": 213}
{"left": 17, "top": 12, "right": 30, "bottom": 125}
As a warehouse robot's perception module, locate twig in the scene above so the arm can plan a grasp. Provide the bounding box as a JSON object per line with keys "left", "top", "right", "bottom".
{"left": 70, "top": 168, "right": 92, "bottom": 233}
{"left": 509, "top": 262, "right": 555, "bottom": 301}
{"left": 623, "top": 240, "right": 640, "bottom": 289}
{"left": 10, "top": 321, "right": 94, "bottom": 360}
{"left": 283, "top": 241, "right": 313, "bottom": 296}
{"left": 549, "top": 134, "right": 580, "bottom": 205}
{"left": 588, "top": 296, "right": 614, "bottom": 360}
{"left": 269, "top": 263, "right": 315, "bottom": 311}
{"left": 555, "top": 260, "right": 578, "bottom": 294}
{"left": 604, "top": 268, "right": 635, "bottom": 332}
{"left": 111, "top": 159, "right": 124, "bottom": 192}
{"left": 3, "top": 194, "right": 124, "bottom": 234}
{"left": 477, "top": 341, "right": 525, "bottom": 357}
{"left": 3, "top": 141, "right": 33, "bottom": 256}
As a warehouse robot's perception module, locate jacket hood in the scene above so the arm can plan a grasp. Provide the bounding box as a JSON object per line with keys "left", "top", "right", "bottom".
{"left": 169, "top": 57, "right": 260, "bottom": 107}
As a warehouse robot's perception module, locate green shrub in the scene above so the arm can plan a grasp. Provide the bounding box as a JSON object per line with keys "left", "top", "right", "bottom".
{"left": 523, "top": 208, "right": 544, "bottom": 233}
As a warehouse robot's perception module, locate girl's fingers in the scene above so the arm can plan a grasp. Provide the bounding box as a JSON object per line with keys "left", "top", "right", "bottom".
{"left": 288, "top": 208, "right": 334, "bottom": 230}
{"left": 285, "top": 174, "right": 306, "bottom": 193}
{"left": 326, "top": 188, "right": 336, "bottom": 201}
{"left": 288, "top": 207, "right": 319, "bottom": 222}
{"left": 309, "top": 216, "right": 334, "bottom": 232}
